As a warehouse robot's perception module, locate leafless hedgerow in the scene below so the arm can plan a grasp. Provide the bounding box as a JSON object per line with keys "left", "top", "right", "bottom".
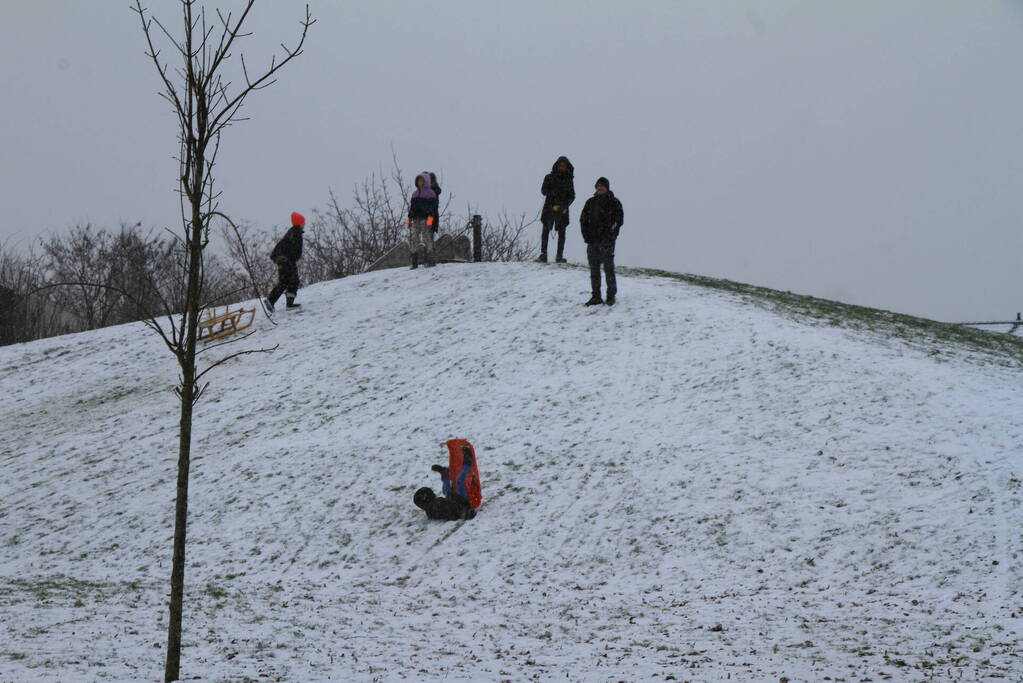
{"left": 224, "top": 154, "right": 534, "bottom": 289}
{"left": 39, "top": 224, "right": 125, "bottom": 330}
{"left": 0, "top": 243, "right": 75, "bottom": 345}
{"left": 31, "top": 222, "right": 241, "bottom": 338}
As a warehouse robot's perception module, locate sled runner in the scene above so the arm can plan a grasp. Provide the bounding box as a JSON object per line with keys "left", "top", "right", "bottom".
{"left": 446, "top": 438, "right": 483, "bottom": 508}
{"left": 197, "top": 304, "right": 255, "bottom": 342}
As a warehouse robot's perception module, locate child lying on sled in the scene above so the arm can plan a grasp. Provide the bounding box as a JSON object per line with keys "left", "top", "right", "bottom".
{"left": 413, "top": 445, "right": 476, "bottom": 521}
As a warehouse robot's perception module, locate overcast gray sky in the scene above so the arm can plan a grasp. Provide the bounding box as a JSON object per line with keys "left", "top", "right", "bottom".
{"left": 1, "top": 1, "right": 1020, "bottom": 321}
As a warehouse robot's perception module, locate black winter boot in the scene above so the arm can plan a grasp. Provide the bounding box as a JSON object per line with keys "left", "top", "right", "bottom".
{"left": 605, "top": 294, "right": 615, "bottom": 306}
{"left": 584, "top": 294, "right": 603, "bottom": 306}
{"left": 285, "top": 296, "right": 301, "bottom": 310}
{"left": 267, "top": 285, "right": 284, "bottom": 308}
{"left": 534, "top": 254, "right": 547, "bottom": 263}
{"left": 555, "top": 229, "right": 567, "bottom": 263}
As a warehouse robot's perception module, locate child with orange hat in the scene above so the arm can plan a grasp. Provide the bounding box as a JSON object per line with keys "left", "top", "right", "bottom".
{"left": 265, "top": 211, "right": 305, "bottom": 312}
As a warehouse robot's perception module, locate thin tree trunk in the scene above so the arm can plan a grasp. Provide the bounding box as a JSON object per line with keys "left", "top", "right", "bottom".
{"left": 164, "top": 217, "right": 203, "bottom": 683}
{"left": 164, "top": 363, "right": 194, "bottom": 682}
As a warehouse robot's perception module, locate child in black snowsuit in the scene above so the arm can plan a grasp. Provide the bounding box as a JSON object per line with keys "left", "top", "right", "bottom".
{"left": 413, "top": 447, "right": 476, "bottom": 521}
{"left": 265, "top": 211, "right": 305, "bottom": 312}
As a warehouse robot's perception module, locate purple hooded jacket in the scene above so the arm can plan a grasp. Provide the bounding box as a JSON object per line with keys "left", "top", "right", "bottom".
{"left": 409, "top": 172, "right": 439, "bottom": 220}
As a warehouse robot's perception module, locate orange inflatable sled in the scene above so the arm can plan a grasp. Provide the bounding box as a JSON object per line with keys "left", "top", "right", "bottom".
{"left": 446, "top": 438, "right": 483, "bottom": 509}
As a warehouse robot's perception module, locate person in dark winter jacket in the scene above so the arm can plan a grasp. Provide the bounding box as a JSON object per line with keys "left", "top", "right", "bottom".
{"left": 537, "top": 156, "right": 575, "bottom": 263}
{"left": 265, "top": 212, "right": 305, "bottom": 312}
{"left": 426, "top": 171, "right": 441, "bottom": 230}
{"left": 579, "top": 177, "right": 624, "bottom": 306}
{"left": 407, "top": 172, "right": 439, "bottom": 269}
{"left": 413, "top": 447, "right": 476, "bottom": 521}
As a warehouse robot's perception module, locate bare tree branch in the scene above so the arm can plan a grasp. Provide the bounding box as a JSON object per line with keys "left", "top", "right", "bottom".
{"left": 194, "top": 342, "right": 279, "bottom": 383}
{"left": 207, "top": 5, "right": 314, "bottom": 136}
{"left": 33, "top": 279, "right": 180, "bottom": 357}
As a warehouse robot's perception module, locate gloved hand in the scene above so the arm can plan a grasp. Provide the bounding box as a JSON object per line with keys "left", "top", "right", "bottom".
{"left": 551, "top": 205, "right": 561, "bottom": 212}
{"left": 430, "top": 464, "right": 446, "bottom": 474}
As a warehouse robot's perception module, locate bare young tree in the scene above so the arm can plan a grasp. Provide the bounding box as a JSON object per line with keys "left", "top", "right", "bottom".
{"left": 130, "top": 2, "right": 313, "bottom": 680}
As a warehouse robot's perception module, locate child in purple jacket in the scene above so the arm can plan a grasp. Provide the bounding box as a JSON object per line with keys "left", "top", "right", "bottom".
{"left": 408, "top": 172, "right": 439, "bottom": 269}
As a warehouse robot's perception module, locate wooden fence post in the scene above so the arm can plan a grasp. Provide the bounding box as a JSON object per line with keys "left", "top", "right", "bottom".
{"left": 472, "top": 215, "right": 482, "bottom": 262}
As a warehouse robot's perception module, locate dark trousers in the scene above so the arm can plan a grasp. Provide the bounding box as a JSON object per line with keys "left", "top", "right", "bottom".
{"left": 268, "top": 260, "right": 300, "bottom": 305}
{"left": 540, "top": 218, "right": 567, "bottom": 259}
{"left": 587, "top": 240, "right": 617, "bottom": 297}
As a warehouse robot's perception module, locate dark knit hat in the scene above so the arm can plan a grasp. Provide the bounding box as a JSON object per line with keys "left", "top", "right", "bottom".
{"left": 413, "top": 487, "right": 437, "bottom": 510}
{"left": 595, "top": 177, "right": 610, "bottom": 190}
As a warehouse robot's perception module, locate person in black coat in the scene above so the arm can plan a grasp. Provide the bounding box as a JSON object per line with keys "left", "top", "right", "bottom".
{"left": 537, "top": 156, "right": 575, "bottom": 263}
{"left": 427, "top": 171, "right": 441, "bottom": 230}
{"left": 579, "top": 177, "right": 624, "bottom": 306}
{"left": 265, "top": 211, "right": 305, "bottom": 312}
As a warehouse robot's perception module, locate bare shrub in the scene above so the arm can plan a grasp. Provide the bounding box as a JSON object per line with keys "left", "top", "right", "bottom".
{"left": 0, "top": 243, "right": 76, "bottom": 345}
{"left": 218, "top": 219, "right": 276, "bottom": 300}
{"left": 301, "top": 158, "right": 454, "bottom": 280}
{"left": 454, "top": 208, "right": 536, "bottom": 262}
{"left": 39, "top": 224, "right": 123, "bottom": 330}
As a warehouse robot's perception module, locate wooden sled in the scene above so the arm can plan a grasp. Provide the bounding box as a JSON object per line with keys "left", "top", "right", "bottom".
{"left": 197, "top": 304, "right": 255, "bottom": 343}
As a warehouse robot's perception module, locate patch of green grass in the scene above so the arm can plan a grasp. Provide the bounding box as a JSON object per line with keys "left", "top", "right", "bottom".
{"left": 204, "top": 581, "right": 228, "bottom": 600}
{"left": 0, "top": 574, "right": 150, "bottom": 606}
{"left": 623, "top": 266, "right": 1023, "bottom": 365}
{"left": 73, "top": 383, "right": 146, "bottom": 409}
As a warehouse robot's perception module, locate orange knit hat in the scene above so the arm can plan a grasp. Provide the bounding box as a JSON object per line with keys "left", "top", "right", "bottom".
{"left": 291, "top": 211, "right": 305, "bottom": 227}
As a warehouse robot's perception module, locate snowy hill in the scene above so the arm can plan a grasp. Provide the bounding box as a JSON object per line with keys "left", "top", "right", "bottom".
{"left": 2, "top": 262, "right": 1022, "bottom": 681}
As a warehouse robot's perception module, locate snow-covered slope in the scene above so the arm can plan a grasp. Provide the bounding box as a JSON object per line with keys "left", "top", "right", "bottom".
{"left": 2, "top": 263, "right": 1021, "bottom": 681}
